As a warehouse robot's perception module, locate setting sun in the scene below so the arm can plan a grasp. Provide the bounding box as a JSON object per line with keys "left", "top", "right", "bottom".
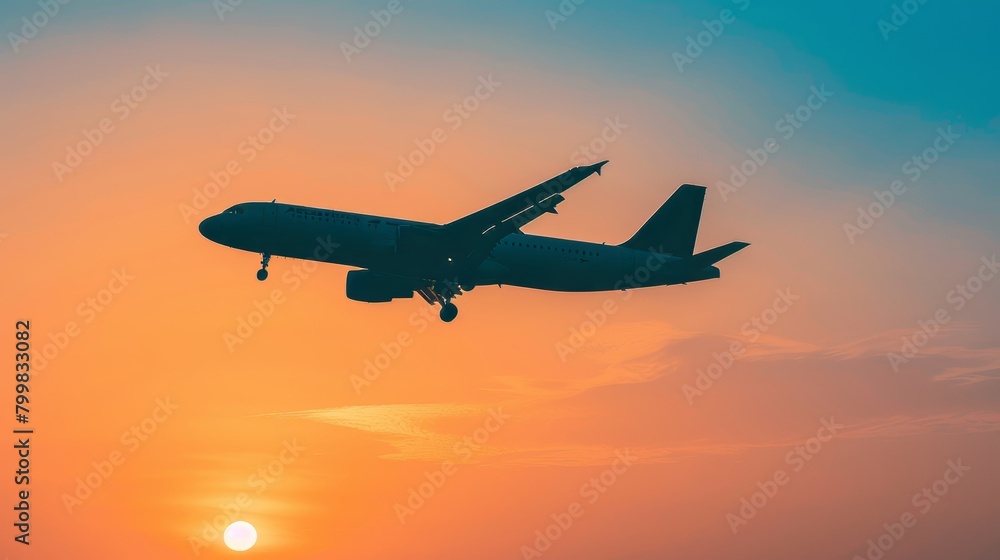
{"left": 224, "top": 521, "right": 257, "bottom": 552}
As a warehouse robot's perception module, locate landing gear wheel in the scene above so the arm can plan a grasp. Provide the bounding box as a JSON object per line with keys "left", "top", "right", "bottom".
{"left": 439, "top": 302, "right": 458, "bottom": 322}
{"left": 257, "top": 253, "right": 271, "bottom": 281}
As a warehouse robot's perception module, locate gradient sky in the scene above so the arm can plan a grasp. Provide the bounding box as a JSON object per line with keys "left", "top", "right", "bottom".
{"left": 2, "top": 1, "right": 999, "bottom": 559}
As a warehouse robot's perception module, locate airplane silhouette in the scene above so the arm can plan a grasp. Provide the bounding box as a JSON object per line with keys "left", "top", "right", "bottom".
{"left": 198, "top": 161, "right": 748, "bottom": 322}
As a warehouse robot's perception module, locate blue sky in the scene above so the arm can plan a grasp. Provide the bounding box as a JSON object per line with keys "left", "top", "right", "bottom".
{"left": 8, "top": 0, "right": 993, "bottom": 226}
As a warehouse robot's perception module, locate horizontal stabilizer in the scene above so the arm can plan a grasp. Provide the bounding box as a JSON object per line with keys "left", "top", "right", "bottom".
{"left": 682, "top": 242, "right": 750, "bottom": 269}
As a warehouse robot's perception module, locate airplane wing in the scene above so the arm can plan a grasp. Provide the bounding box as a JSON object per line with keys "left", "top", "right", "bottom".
{"left": 443, "top": 160, "right": 608, "bottom": 238}
{"left": 438, "top": 160, "right": 608, "bottom": 273}
{"left": 385, "top": 161, "right": 609, "bottom": 297}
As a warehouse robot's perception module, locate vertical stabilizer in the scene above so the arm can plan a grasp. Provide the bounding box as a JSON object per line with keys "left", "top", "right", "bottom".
{"left": 620, "top": 184, "right": 705, "bottom": 256}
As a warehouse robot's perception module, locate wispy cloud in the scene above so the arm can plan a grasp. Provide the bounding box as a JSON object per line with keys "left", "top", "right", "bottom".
{"left": 275, "top": 321, "right": 1000, "bottom": 468}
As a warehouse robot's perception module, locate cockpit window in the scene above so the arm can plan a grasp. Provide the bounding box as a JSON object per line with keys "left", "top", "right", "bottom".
{"left": 224, "top": 206, "right": 246, "bottom": 215}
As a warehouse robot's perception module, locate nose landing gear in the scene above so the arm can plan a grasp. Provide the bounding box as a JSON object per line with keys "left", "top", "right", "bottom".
{"left": 256, "top": 253, "right": 271, "bottom": 281}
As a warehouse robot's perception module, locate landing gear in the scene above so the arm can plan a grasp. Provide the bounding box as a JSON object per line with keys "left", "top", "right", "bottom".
{"left": 416, "top": 280, "right": 462, "bottom": 322}
{"left": 439, "top": 302, "right": 459, "bottom": 323}
{"left": 257, "top": 253, "right": 271, "bottom": 281}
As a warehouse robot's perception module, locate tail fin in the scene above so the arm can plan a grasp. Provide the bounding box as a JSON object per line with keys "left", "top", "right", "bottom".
{"left": 683, "top": 241, "right": 750, "bottom": 269}
{"left": 620, "top": 184, "right": 705, "bottom": 256}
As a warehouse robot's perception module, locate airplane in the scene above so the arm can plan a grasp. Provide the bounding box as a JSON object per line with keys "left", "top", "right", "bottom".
{"left": 198, "top": 161, "right": 749, "bottom": 322}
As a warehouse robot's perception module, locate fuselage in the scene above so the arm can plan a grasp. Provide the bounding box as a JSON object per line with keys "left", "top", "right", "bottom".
{"left": 198, "top": 201, "right": 720, "bottom": 292}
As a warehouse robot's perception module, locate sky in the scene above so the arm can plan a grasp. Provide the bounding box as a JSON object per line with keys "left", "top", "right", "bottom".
{"left": 1, "top": 1, "right": 999, "bottom": 559}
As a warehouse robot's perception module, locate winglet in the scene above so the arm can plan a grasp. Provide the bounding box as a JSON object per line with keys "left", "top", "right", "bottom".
{"left": 592, "top": 160, "right": 609, "bottom": 176}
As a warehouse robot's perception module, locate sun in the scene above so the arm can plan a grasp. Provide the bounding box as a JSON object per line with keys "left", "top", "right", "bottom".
{"left": 223, "top": 521, "right": 258, "bottom": 552}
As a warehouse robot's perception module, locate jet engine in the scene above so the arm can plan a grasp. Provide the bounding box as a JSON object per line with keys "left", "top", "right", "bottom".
{"left": 345, "top": 270, "right": 416, "bottom": 303}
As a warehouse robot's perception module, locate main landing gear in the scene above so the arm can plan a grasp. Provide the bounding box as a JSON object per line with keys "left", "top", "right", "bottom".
{"left": 416, "top": 281, "right": 462, "bottom": 322}
{"left": 256, "top": 253, "right": 271, "bottom": 281}
{"left": 435, "top": 280, "right": 461, "bottom": 322}
{"left": 439, "top": 301, "right": 458, "bottom": 323}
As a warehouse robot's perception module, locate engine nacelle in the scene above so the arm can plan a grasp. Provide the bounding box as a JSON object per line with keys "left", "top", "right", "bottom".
{"left": 345, "top": 270, "right": 415, "bottom": 303}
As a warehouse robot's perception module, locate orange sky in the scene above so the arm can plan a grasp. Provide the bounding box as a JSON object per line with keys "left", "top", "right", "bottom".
{"left": 2, "top": 4, "right": 999, "bottom": 560}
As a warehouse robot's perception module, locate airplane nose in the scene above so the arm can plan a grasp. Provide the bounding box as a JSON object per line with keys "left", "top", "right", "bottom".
{"left": 199, "top": 215, "right": 221, "bottom": 241}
